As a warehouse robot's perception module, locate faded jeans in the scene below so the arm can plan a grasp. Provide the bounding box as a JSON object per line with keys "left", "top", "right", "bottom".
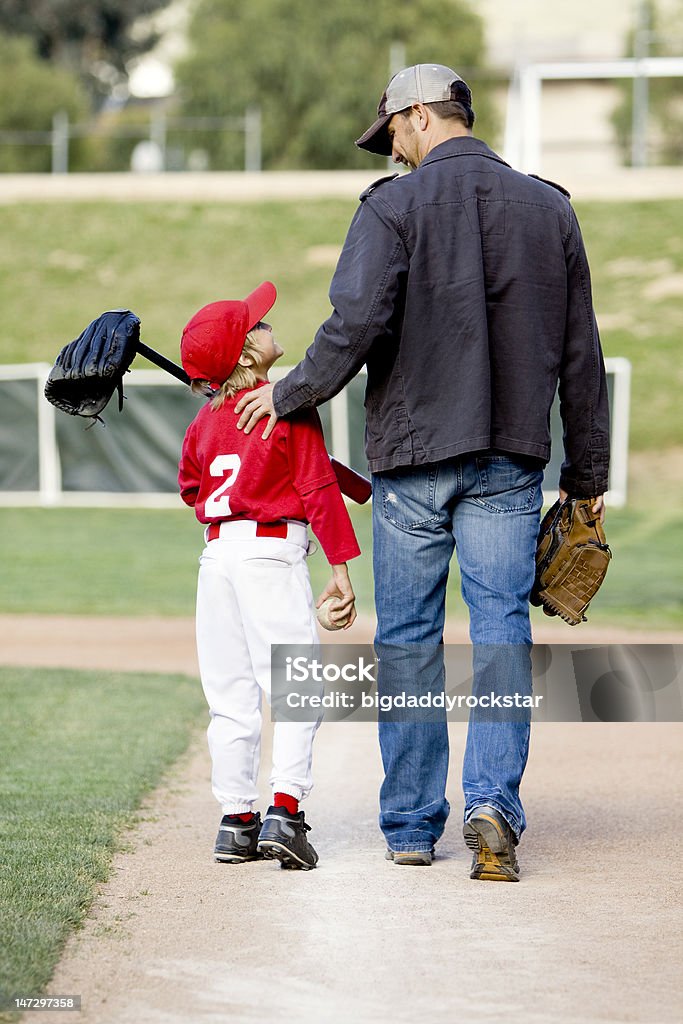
{"left": 372, "top": 451, "right": 544, "bottom": 852}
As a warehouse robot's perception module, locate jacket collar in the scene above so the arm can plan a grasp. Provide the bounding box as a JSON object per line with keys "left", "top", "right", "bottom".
{"left": 419, "top": 135, "right": 511, "bottom": 171}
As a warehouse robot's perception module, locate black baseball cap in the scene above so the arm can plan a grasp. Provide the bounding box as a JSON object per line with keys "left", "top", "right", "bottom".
{"left": 356, "top": 63, "right": 474, "bottom": 156}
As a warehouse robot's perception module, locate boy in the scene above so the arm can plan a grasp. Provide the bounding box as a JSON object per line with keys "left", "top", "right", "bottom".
{"left": 178, "top": 281, "right": 360, "bottom": 869}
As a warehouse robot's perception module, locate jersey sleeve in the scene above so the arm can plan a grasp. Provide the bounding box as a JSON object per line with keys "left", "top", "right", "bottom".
{"left": 286, "top": 408, "right": 337, "bottom": 494}
{"left": 178, "top": 421, "right": 201, "bottom": 507}
{"left": 287, "top": 410, "right": 361, "bottom": 564}
{"left": 300, "top": 482, "right": 361, "bottom": 565}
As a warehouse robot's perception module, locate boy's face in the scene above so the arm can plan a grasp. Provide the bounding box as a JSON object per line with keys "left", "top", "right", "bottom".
{"left": 248, "top": 321, "right": 284, "bottom": 375}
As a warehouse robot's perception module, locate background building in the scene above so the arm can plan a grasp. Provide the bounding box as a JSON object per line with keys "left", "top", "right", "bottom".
{"left": 480, "top": 0, "right": 683, "bottom": 176}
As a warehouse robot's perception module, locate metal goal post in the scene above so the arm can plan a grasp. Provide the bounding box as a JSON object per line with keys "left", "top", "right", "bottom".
{"left": 505, "top": 57, "right": 683, "bottom": 173}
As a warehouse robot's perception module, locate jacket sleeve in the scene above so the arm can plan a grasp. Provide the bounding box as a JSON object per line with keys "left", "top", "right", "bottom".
{"left": 558, "top": 207, "right": 610, "bottom": 497}
{"left": 273, "top": 195, "right": 408, "bottom": 416}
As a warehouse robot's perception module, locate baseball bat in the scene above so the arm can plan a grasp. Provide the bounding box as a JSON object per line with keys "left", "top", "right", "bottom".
{"left": 328, "top": 457, "right": 372, "bottom": 504}
{"left": 136, "top": 340, "right": 191, "bottom": 386}
{"left": 134, "top": 338, "right": 372, "bottom": 505}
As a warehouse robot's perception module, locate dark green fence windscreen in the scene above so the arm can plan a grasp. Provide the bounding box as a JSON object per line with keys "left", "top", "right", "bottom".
{"left": 0, "top": 363, "right": 628, "bottom": 503}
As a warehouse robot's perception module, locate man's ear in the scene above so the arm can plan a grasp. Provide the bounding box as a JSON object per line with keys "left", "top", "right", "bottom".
{"left": 413, "top": 103, "right": 429, "bottom": 130}
{"left": 237, "top": 352, "right": 254, "bottom": 368}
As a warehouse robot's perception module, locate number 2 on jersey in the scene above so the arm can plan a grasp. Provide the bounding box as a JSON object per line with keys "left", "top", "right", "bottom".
{"left": 205, "top": 454, "right": 242, "bottom": 517}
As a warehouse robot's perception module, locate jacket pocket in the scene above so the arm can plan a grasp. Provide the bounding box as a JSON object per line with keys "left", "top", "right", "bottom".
{"left": 364, "top": 394, "right": 413, "bottom": 462}
{"left": 394, "top": 408, "right": 413, "bottom": 456}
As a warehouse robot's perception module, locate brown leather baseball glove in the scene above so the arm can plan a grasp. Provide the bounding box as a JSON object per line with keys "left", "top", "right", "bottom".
{"left": 530, "top": 497, "right": 612, "bottom": 625}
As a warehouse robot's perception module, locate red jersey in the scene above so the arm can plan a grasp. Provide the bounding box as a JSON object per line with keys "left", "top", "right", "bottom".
{"left": 178, "top": 384, "right": 360, "bottom": 565}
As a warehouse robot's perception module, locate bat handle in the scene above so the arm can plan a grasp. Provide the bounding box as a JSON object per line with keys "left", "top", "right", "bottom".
{"left": 136, "top": 340, "right": 191, "bottom": 386}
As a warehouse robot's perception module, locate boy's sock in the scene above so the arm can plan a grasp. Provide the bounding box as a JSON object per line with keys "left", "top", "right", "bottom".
{"left": 274, "top": 792, "right": 299, "bottom": 816}
{"left": 224, "top": 812, "right": 254, "bottom": 823}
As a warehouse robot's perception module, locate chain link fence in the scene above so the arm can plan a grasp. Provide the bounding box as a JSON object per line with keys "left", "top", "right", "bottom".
{"left": 0, "top": 107, "right": 262, "bottom": 174}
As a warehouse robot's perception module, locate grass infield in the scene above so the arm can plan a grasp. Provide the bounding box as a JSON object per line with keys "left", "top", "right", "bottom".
{"left": 0, "top": 196, "right": 681, "bottom": 626}
{"left": 0, "top": 491, "right": 681, "bottom": 628}
{"left": 0, "top": 667, "right": 205, "bottom": 1021}
{"left": 0, "top": 198, "right": 681, "bottom": 453}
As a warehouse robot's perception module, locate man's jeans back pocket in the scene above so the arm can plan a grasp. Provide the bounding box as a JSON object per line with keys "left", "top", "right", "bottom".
{"left": 377, "top": 469, "right": 440, "bottom": 531}
{"left": 474, "top": 455, "right": 543, "bottom": 514}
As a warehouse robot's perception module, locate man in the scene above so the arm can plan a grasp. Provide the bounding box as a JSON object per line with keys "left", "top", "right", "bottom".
{"left": 235, "top": 64, "right": 609, "bottom": 880}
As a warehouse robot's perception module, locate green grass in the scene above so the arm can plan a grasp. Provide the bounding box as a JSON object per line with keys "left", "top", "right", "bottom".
{"left": 0, "top": 200, "right": 353, "bottom": 370}
{"left": 575, "top": 200, "right": 683, "bottom": 451}
{"left": 0, "top": 667, "right": 205, "bottom": 1020}
{"left": 0, "top": 495, "right": 681, "bottom": 628}
{"left": 0, "top": 198, "right": 681, "bottom": 451}
{"left": 0, "top": 508, "right": 200, "bottom": 616}
{"left": 0, "top": 505, "right": 373, "bottom": 617}
{"left": 0, "top": 197, "right": 680, "bottom": 627}
{"left": 579, "top": 504, "right": 683, "bottom": 629}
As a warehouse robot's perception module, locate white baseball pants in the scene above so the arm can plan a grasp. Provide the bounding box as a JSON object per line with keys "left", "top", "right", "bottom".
{"left": 195, "top": 520, "right": 321, "bottom": 814}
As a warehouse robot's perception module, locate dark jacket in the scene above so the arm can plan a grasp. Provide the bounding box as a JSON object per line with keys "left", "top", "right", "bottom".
{"left": 274, "top": 136, "right": 610, "bottom": 497}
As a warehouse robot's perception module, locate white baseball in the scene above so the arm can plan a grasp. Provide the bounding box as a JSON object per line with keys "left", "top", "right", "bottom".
{"left": 316, "top": 597, "right": 349, "bottom": 631}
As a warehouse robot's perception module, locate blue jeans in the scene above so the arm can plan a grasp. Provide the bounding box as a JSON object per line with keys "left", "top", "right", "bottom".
{"left": 372, "top": 451, "right": 544, "bottom": 852}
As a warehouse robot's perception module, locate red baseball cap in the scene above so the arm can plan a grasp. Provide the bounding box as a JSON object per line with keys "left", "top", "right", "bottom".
{"left": 180, "top": 281, "right": 277, "bottom": 383}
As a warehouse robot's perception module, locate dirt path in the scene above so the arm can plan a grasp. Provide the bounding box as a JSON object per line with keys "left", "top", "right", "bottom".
{"left": 3, "top": 167, "right": 683, "bottom": 204}
{"left": 5, "top": 613, "right": 683, "bottom": 674}
{"left": 3, "top": 615, "right": 682, "bottom": 1024}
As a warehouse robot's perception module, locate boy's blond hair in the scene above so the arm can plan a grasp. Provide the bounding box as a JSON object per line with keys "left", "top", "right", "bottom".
{"left": 190, "top": 331, "right": 261, "bottom": 409}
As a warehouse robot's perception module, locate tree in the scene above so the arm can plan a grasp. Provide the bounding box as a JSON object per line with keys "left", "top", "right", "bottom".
{"left": 0, "top": 32, "right": 89, "bottom": 172}
{"left": 611, "top": 0, "right": 683, "bottom": 166}
{"left": 0, "top": 0, "right": 173, "bottom": 103}
{"left": 174, "top": 0, "right": 495, "bottom": 170}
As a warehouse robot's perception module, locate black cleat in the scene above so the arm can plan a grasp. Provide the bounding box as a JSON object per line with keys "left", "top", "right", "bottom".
{"left": 214, "top": 812, "right": 263, "bottom": 863}
{"left": 257, "top": 806, "right": 319, "bottom": 870}
{"left": 463, "top": 805, "right": 520, "bottom": 882}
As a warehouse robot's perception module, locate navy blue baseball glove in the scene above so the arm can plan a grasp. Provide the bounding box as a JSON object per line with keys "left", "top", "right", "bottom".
{"left": 44, "top": 310, "right": 140, "bottom": 421}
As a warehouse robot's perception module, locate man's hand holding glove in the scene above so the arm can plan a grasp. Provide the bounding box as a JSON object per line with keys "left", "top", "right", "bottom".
{"left": 530, "top": 494, "right": 611, "bottom": 625}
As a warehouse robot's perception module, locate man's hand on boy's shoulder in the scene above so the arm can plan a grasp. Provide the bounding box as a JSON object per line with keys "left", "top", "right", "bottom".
{"left": 235, "top": 383, "right": 278, "bottom": 438}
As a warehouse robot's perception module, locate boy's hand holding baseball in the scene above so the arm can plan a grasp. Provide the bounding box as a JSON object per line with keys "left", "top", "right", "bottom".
{"left": 316, "top": 564, "right": 357, "bottom": 631}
